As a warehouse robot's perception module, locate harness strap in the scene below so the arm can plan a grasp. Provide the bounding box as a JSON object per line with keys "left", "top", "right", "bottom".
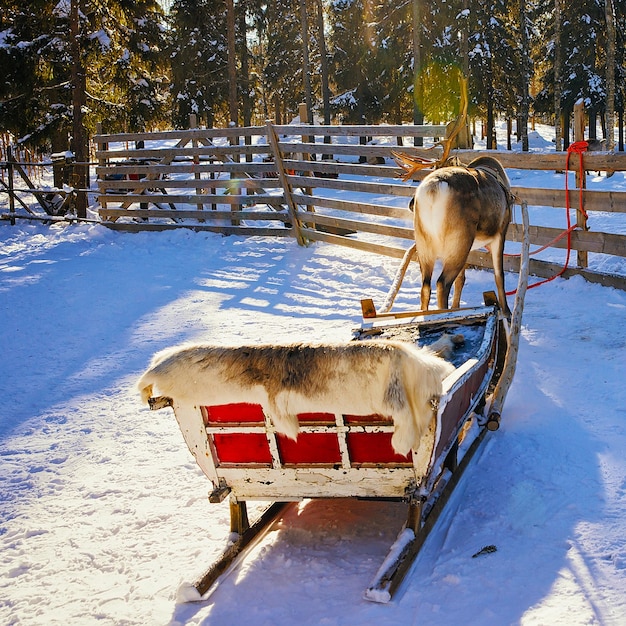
{"left": 473, "top": 165, "right": 516, "bottom": 207}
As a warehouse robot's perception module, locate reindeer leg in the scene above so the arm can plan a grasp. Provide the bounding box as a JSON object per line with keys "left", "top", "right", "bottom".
{"left": 436, "top": 274, "right": 452, "bottom": 310}
{"left": 438, "top": 243, "right": 472, "bottom": 310}
{"left": 451, "top": 267, "right": 467, "bottom": 308}
{"left": 419, "top": 262, "right": 433, "bottom": 310}
{"left": 415, "top": 248, "right": 434, "bottom": 311}
{"left": 490, "top": 234, "right": 511, "bottom": 317}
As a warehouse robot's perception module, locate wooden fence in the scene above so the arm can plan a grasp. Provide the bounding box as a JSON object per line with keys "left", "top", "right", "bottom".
{"left": 92, "top": 123, "right": 626, "bottom": 291}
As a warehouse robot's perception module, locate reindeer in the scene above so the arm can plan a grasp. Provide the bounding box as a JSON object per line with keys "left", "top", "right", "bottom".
{"left": 393, "top": 77, "right": 513, "bottom": 317}
{"left": 409, "top": 156, "right": 513, "bottom": 317}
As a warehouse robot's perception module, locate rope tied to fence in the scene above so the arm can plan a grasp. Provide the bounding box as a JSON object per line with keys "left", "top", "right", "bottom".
{"left": 505, "top": 140, "right": 590, "bottom": 295}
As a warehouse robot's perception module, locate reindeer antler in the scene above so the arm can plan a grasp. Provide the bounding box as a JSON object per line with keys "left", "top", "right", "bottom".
{"left": 393, "top": 75, "right": 469, "bottom": 181}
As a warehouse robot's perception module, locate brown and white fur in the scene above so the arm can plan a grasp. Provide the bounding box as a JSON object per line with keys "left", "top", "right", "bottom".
{"left": 411, "top": 155, "right": 512, "bottom": 317}
{"left": 138, "top": 340, "right": 455, "bottom": 456}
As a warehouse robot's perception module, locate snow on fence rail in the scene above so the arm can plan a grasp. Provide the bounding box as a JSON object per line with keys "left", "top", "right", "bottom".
{"left": 90, "top": 123, "right": 626, "bottom": 291}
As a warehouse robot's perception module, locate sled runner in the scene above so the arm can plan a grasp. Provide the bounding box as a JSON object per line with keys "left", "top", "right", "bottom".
{"left": 145, "top": 206, "right": 529, "bottom": 604}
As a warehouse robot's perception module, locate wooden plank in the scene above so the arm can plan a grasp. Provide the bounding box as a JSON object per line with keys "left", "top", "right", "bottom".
{"left": 279, "top": 141, "right": 419, "bottom": 160}
{"left": 271, "top": 124, "right": 449, "bottom": 138}
{"left": 301, "top": 228, "right": 408, "bottom": 258}
{"left": 97, "top": 193, "right": 284, "bottom": 205}
{"left": 507, "top": 223, "right": 626, "bottom": 257}
{"left": 95, "top": 144, "right": 269, "bottom": 161}
{"left": 276, "top": 141, "right": 393, "bottom": 157}
{"left": 101, "top": 222, "right": 293, "bottom": 236}
{"left": 470, "top": 250, "right": 626, "bottom": 290}
{"left": 98, "top": 209, "right": 289, "bottom": 221}
{"left": 94, "top": 126, "right": 267, "bottom": 144}
{"left": 96, "top": 163, "right": 277, "bottom": 176}
{"left": 280, "top": 154, "right": 423, "bottom": 177}
{"left": 294, "top": 211, "right": 413, "bottom": 240}
{"left": 266, "top": 121, "right": 306, "bottom": 246}
{"left": 275, "top": 143, "right": 626, "bottom": 172}
{"left": 292, "top": 193, "right": 411, "bottom": 218}
{"left": 512, "top": 186, "right": 626, "bottom": 213}
{"left": 388, "top": 148, "right": 626, "bottom": 172}
{"left": 100, "top": 177, "right": 280, "bottom": 191}
{"left": 364, "top": 425, "right": 490, "bottom": 602}
{"left": 287, "top": 174, "right": 414, "bottom": 197}
{"left": 284, "top": 158, "right": 411, "bottom": 179}
{"left": 488, "top": 201, "right": 530, "bottom": 430}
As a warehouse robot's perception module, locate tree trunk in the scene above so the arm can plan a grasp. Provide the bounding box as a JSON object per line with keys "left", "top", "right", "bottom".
{"left": 240, "top": 8, "right": 252, "bottom": 128}
{"left": 411, "top": 0, "right": 424, "bottom": 146}
{"left": 316, "top": 0, "right": 332, "bottom": 158}
{"left": 554, "top": 0, "right": 563, "bottom": 151}
{"left": 317, "top": 0, "right": 330, "bottom": 126}
{"left": 299, "top": 0, "right": 313, "bottom": 124}
{"left": 563, "top": 108, "right": 570, "bottom": 149}
{"left": 226, "top": 0, "right": 238, "bottom": 129}
{"left": 605, "top": 0, "right": 616, "bottom": 150}
{"left": 589, "top": 110, "right": 597, "bottom": 140}
{"left": 52, "top": 128, "right": 69, "bottom": 188}
{"left": 239, "top": 6, "right": 252, "bottom": 162}
{"left": 518, "top": 0, "right": 530, "bottom": 151}
{"left": 70, "top": 0, "right": 88, "bottom": 218}
{"left": 487, "top": 99, "right": 495, "bottom": 149}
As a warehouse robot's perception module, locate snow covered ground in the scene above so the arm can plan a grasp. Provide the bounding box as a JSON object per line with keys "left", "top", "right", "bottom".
{"left": 1, "top": 126, "right": 626, "bottom": 625}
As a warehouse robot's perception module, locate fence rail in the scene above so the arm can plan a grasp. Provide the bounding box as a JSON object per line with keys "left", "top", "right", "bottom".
{"left": 4, "top": 123, "right": 626, "bottom": 291}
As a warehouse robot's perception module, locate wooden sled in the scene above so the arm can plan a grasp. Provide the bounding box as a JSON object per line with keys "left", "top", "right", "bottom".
{"left": 149, "top": 205, "right": 530, "bottom": 604}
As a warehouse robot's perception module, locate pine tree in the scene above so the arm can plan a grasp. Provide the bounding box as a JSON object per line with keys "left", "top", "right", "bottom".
{"left": 0, "top": 1, "right": 71, "bottom": 149}
{"left": 534, "top": 0, "right": 607, "bottom": 143}
{"left": 168, "top": 0, "right": 229, "bottom": 128}
{"left": 0, "top": 1, "right": 169, "bottom": 149}
{"left": 372, "top": 0, "right": 414, "bottom": 123}
{"left": 84, "top": 0, "right": 170, "bottom": 133}
{"left": 264, "top": 0, "right": 305, "bottom": 122}
{"left": 467, "top": 0, "right": 521, "bottom": 148}
{"left": 327, "top": 0, "right": 380, "bottom": 123}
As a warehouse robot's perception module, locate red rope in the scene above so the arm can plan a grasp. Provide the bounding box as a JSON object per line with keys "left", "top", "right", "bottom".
{"left": 505, "top": 141, "right": 589, "bottom": 295}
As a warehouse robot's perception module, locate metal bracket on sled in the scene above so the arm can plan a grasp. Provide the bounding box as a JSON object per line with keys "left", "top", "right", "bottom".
{"left": 148, "top": 395, "right": 173, "bottom": 411}
{"left": 209, "top": 480, "right": 232, "bottom": 503}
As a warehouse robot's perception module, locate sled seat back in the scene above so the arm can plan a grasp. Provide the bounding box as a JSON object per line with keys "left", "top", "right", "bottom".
{"left": 204, "top": 403, "right": 412, "bottom": 468}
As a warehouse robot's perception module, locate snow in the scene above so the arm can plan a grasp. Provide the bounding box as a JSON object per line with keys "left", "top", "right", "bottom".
{"left": 1, "top": 127, "right": 626, "bottom": 625}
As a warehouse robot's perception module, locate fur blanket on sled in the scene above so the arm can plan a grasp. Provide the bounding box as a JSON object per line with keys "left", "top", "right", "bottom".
{"left": 138, "top": 338, "right": 456, "bottom": 456}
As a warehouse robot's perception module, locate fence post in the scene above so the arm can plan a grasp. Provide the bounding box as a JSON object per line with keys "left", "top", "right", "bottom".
{"left": 298, "top": 103, "right": 315, "bottom": 222}
{"left": 228, "top": 121, "right": 241, "bottom": 225}
{"left": 573, "top": 100, "right": 588, "bottom": 268}
{"left": 7, "top": 146, "right": 16, "bottom": 225}
{"left": 96, "top": 123, "right": 108, "bottom": 214}
{"left": 266, "top": 121, "right": 306, "bottom": 246}
{"left": 189, "top": 114, "right": 204, "bottom": 214}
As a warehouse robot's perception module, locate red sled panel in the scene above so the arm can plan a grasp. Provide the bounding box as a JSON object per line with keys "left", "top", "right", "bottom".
{"left": 212, "top": 433, "right": 272, "bottom": 465}
{"left": 277, "top": 432, "right": 341, "bottom": 465}
{"left": 347, "top": 432, "right": 412, "bottom": 465}
{"left": 204, "top": 403, "right": 265, "bottom": 424}
{"left": 204, "top": 404, "right": 410, "bottom": 467}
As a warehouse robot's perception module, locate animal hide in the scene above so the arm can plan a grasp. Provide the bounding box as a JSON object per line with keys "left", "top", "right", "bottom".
{"left": 138, "top": 340, "right": 455, "bottom": 456}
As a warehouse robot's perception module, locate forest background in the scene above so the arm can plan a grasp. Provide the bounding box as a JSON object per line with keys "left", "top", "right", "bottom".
{"left": 1, "top": 0, "right": 625, "bottom": 161}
